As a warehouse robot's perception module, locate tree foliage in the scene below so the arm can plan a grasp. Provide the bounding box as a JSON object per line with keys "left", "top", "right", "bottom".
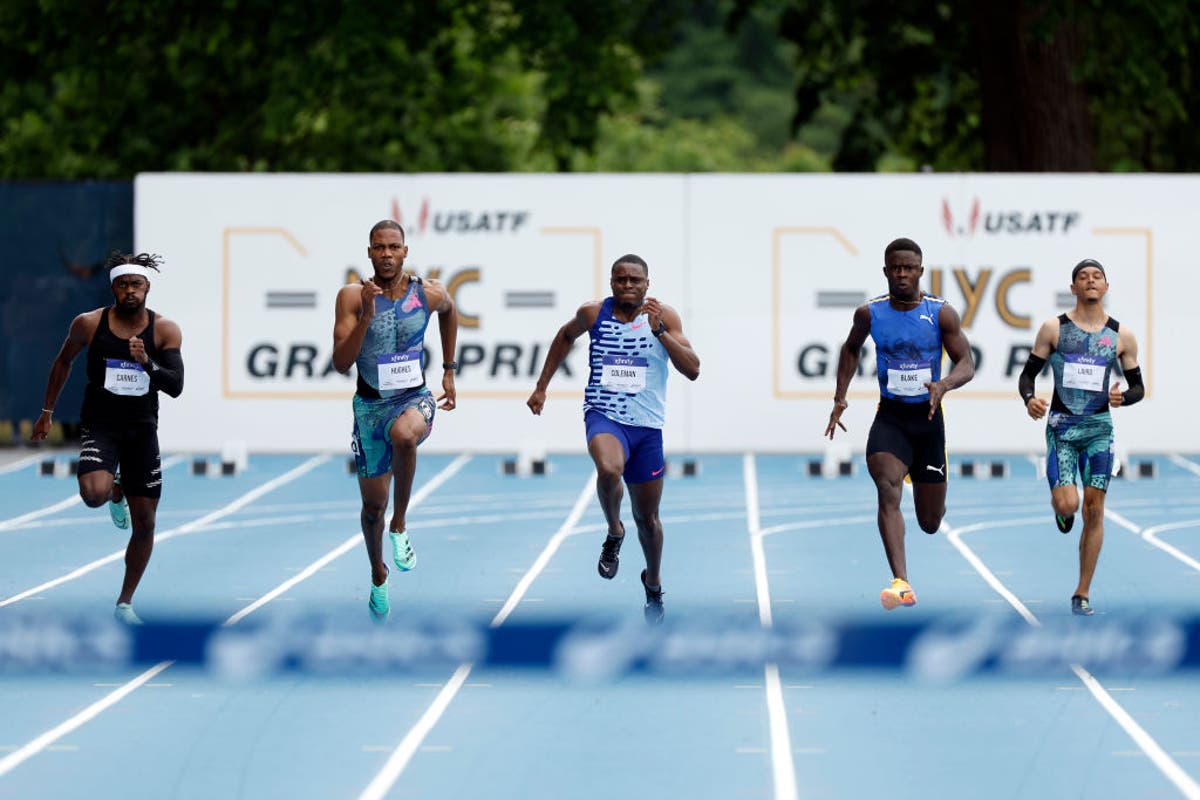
{"left": 2, "top": 0, "right": 1197, "bottom": 176}
{"left": 737, "top": 0, "right": 1200, "bottom": 171}
{"left": 0, "top": 0, "right": 686, "bottom": 177}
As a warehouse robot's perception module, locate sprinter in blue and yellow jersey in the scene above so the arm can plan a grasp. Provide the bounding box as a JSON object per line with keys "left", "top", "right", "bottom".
{"left": 528, "top": 254, "right": 700, "bottom": 624}
{"left": 1018, "top": 258, "right": 1143, "bottom": 616}
{"left": 825, "top": 238, "right": 975, "bottom": 610}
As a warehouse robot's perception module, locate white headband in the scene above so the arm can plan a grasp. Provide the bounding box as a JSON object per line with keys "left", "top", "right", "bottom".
{"left": 110, "top": 264, "right": 151, "bottom": 281}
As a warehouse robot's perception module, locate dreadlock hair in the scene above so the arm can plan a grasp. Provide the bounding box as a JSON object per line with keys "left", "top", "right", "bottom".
{"left": 104, "top": 251, "right": 164, "bottom": 273}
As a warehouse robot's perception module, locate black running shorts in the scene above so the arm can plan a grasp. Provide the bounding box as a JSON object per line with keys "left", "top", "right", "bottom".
{"left": 866, "top": 399, "right": 947, "bottom": 484}
{"left": 76, "top": 423, "right": 163, "bottom": 498}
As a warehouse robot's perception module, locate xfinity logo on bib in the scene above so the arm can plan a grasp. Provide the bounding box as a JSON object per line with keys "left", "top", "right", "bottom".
{"left": 942, "top": 198, "right": 1080, "bottom": 237}
{"left": 391, "top": 197, "right": 531, "bottom": 235}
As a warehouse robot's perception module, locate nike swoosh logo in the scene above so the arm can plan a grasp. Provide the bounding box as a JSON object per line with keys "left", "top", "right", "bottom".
{"left": 651, "top": 467, "right": 664, "bottom": 476}
{"left": 631, "top": 322, "right": 645, "bottom": 329}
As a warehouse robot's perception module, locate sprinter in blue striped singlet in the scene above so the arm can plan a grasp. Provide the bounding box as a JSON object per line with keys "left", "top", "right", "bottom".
{"left": 528, "top": 254, "right": 700, "bottom": 623}
{"left": 333, "top": 220, "right": 459, "bottom": 623}
{"left": 825, "top": 238, "right": 975, "bottom": 611}
{"left": 1018, "top": 258, "right": 1143, "bottom": 616}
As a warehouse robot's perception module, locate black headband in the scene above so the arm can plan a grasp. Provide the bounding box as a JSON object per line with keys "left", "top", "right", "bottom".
{"left": 1072, "top": 258, "right": 1106, "bottom": 281}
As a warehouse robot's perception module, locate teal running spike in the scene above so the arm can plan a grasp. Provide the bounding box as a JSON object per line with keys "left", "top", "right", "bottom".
{"left": 390, "top": 530, "right": 417, "bottom": 571}
{"left": 109, "top": 474, "right": 130, "bottom": 531}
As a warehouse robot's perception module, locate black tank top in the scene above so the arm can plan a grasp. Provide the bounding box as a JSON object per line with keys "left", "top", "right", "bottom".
{"left": 81, "top": 308, "right": 162, "bottom": 426}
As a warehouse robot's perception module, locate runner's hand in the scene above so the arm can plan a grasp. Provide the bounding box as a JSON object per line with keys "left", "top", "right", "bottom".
{"left": 438, "top": 373, "right": 456, "bottom": 410}
{"left": 527, "top": 388, "right": 547, "bottom": 416}
{"left": 1026, "top": 396, "right": 1048, "bottom": 420}
{"left": 824, "top": 399, "right": 848, "bottom": 439}
{"left": 128, "top": 336, "right": 149, "bottom": 365}
{"left": 1108, "top": 381, "right": 1123, "bottom": 408}
{"left": 641, "top": 297, "right": 663, "bottom": 329}
{"left": 924, "top": 379, "right": 947, "bottom": 420}
{"left": 360, "top": 279, "right": 382, "bottom": 323}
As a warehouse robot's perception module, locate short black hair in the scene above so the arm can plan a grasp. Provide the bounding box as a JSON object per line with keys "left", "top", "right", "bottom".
{"left": 884, "top": 238, "right": 922, "bottom": 259}
{"left": 1072, "top": 258, "right": 1106, "bottom": 281}
{"left": 104, "top": 251, "right": 163, "bottom": 273}
{"left": 370, "top": 219, "right": 405, "bottom": 242}
{"left": 611, "top": 253, "right": 648, "bottom": 275}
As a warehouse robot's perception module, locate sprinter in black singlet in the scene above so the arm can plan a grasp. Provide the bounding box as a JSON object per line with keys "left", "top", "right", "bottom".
{"left": 32, "top": 252, "right": 184, "bottom": 625}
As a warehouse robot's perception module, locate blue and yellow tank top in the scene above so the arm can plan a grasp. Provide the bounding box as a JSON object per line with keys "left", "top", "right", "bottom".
{"left": 354, "top": 277, "right": 431, "bottom": 400}
{"left": 583, "top": 297, "right": 669, "bottom": 428}
{"left": 1049, "top": 314, "right": 1119, "bottom": 416}
{"left": 868, "top": 294, "right": 946, "bottom": 403}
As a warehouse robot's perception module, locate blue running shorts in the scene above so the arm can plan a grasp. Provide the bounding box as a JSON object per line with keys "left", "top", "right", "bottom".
{"left": 351, "top": 389, "right": 437, "bottom": 478}
{"left": 584, "top": 409, "right": 665, "bottom": 484}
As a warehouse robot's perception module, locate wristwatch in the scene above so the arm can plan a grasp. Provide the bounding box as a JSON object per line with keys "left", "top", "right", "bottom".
{"left": 651, "top": 322, "right": 667, "bottom": 338}
{"left": 443, "top": 362, "right": 459, "bottom": 371}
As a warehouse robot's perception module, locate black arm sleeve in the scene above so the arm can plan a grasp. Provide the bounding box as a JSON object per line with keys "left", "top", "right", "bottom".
{"left": 1018, "top": 353, "right": 1047, "bottom": 404}
{"left": 148, "top": 348, "right": 184, "bottom": 398}
{"left": 1120, "top": 366, "right": 1144, "bottom": 406}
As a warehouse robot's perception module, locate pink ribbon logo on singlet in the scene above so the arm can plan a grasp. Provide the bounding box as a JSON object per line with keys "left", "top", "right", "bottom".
{"left": 401, "top": 293, "right": 423, "bottom": 312}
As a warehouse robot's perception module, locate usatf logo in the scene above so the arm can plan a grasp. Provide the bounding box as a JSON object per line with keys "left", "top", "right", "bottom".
{"left": 942, "top": 197, "right": 981, "bottom": 237}
{"left": 942, "top": 197, "right": 1080, "bottom": 237}
{"left": 391, "top": 197, "right": 530, "bottom": 235}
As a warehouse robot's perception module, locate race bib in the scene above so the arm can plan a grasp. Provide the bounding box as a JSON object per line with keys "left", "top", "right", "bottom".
{"left": 1062, "top": 353, "right": 1106, "bottom": 391}
{"left": 103, "top": 359, "right": 150, "bottom": 396}
{"left": 886, "top": 360, "right": 932, "bottom": 397}
{"left": 376, "top": 350, "right": 423, "bottom": 390}
{"left": 600, "top": 356, "right": 647, "bottom": 393}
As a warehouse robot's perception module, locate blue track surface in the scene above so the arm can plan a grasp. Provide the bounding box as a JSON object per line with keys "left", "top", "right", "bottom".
{"left": 2, "top": 452, "right": 1199, "bottom": 799}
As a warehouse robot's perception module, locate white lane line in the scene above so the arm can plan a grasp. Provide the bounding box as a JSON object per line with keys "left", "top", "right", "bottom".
{"left": 943, "top": 517, "right": 1045, "bottom": 627}
{"left": 0, "top": 455, "right": 470, "bottom": 780}
{"left": 357, "top": 472, "right": 596, "bottom": 799}
{"left": 491, "top": 475, "right": 596, "bottom": 628}
{"left": 357, "top": 664, "right": 473, "bottom": 800}
{"left": 0, "top": 496, "right": 83, "bottom": 532}
{"left": 743, "top": 453, "right": 798, "bottom": 800}
{"left": 759, "top": 515, "right": 877, "bottom": 538}
{"left": 0, "top": 660, "right": 173, "bottom": 778}
{"left": 0, "top": 455, "right": 187, "bottom": 533}
{"left": 0, "top": 454, "right": 42, "bottom": 475}
{"left": 0, "top": 456, "right": 329, "bottom": 608}
{"left": 1106, "top": 510, "right": 1200, "bottom": 575}
{"left": 1168, "top": 455, "right": 1200, "bottom": 478}
{"left": 225, "top": 454, "right": 471, "bottom": 626}
{"left": 948, "top": 517, "right": 1200, "bottom": 799}
{"left": 1072, "top": 666, "right": 1200, "bottom": 800}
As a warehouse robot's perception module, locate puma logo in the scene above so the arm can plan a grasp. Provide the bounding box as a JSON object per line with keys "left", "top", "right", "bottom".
{"left": 926, "top": 464, "right": 945, "bottom": 476}
{"left": 919, "top": 314, "right": 935, "bottom": 326}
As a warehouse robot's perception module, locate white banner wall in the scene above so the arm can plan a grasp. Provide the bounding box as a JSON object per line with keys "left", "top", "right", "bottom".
{"left": 136, "top": 174, "right": 691, "bottom": 453}
{"left": 137, "top": 173, "right": 1194, "bottom": 454}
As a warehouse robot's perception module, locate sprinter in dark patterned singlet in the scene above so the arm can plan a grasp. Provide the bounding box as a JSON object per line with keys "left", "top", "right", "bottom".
{"left": 1019, "top": 258, "right": 1144, "bottom": 616}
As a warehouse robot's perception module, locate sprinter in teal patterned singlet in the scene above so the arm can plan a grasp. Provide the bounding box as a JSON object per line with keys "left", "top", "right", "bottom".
{"left": 1018, "top": 258, "right": 1144, "bottom": 616}
{"left": 333, "top": 220, "right": 458, "bottom": 622}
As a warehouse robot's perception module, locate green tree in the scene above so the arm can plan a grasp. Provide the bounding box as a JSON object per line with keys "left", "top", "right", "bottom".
{"left": 0, "top": 0, "right": 687, "bottom": 177}
{"left": 739, "top": 0, "right": 1200, "bottom": 171}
